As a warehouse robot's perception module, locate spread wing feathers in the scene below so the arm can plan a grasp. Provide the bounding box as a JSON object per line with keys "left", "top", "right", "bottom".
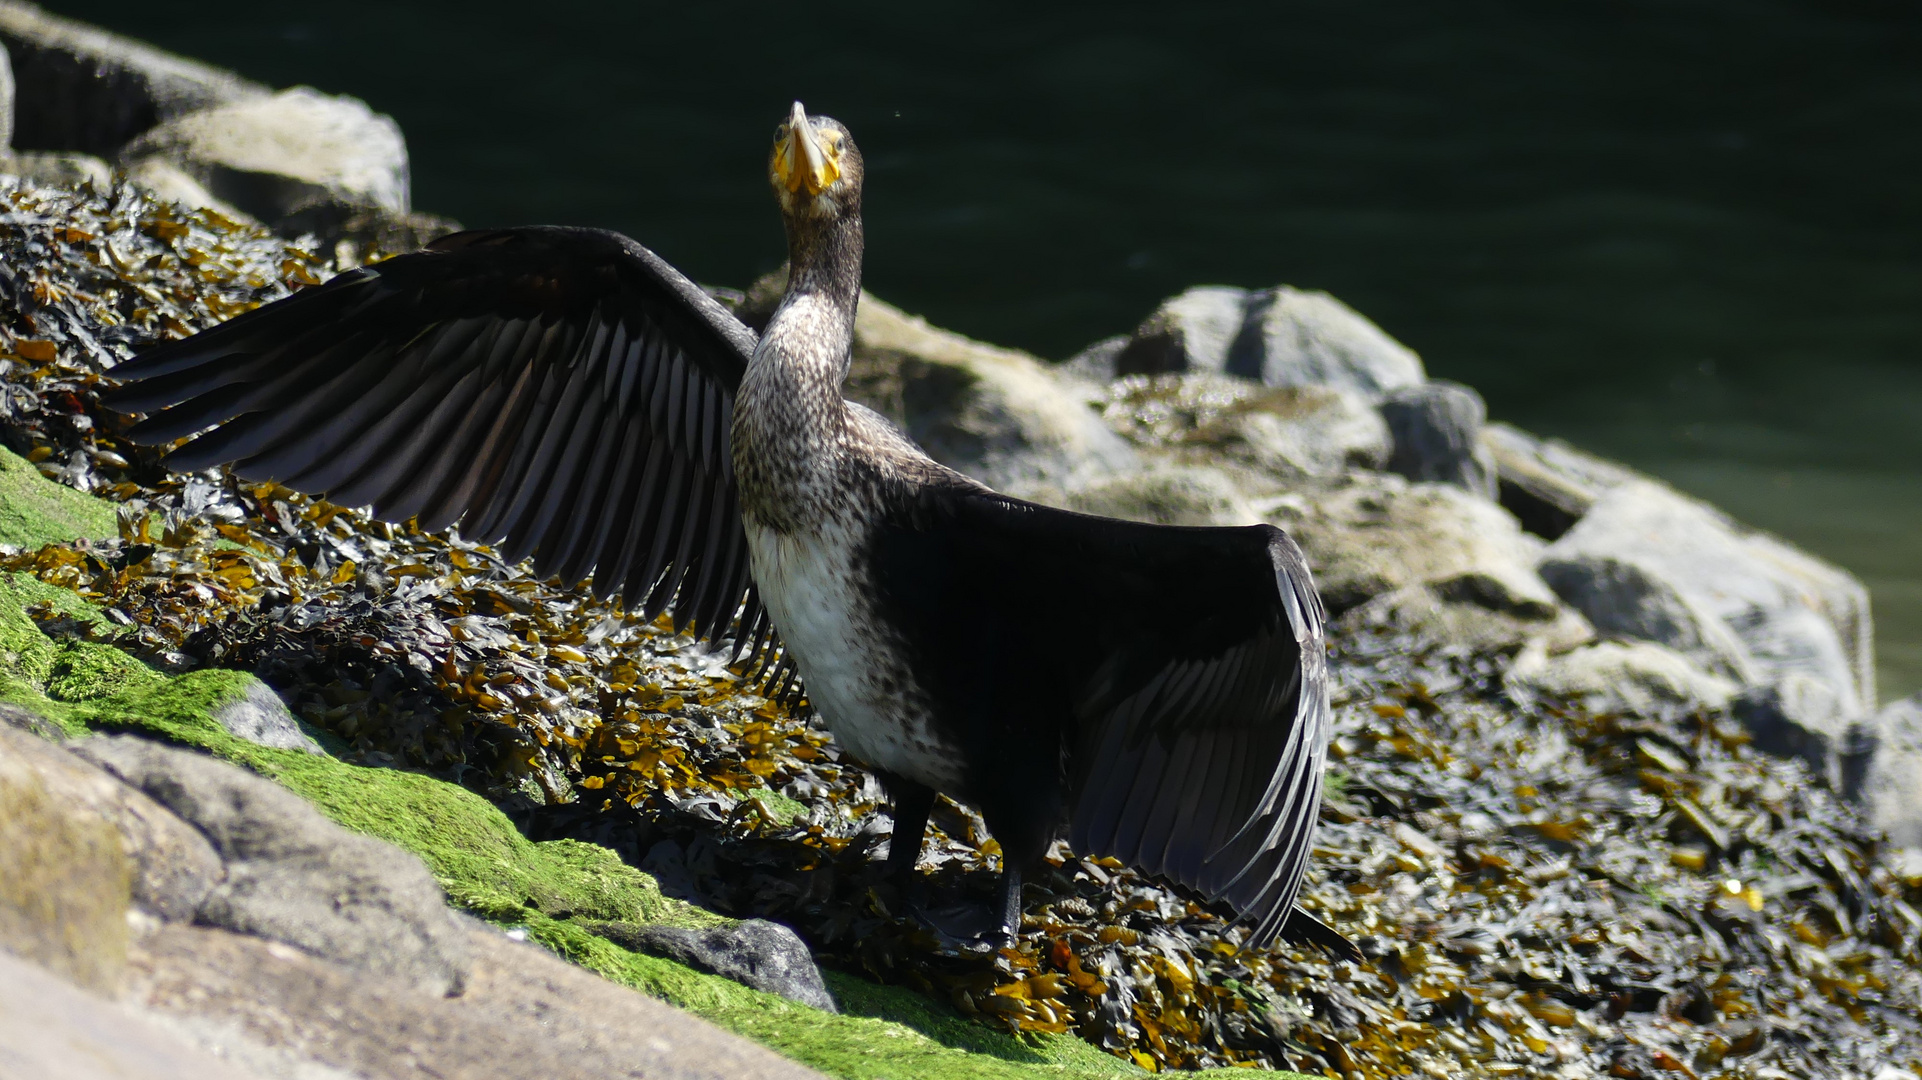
{"left": 870, "top": 490, "right": 1331, "bottom": 949}
{"left": 1064, "top": 527, "right": 1331, "bottom": 949}
{"left": 101, "top": 226, "right": 767, "bottom": 645}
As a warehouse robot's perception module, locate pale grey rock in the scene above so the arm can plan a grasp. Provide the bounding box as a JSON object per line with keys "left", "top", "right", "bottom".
{"left": 1028, "top": 463, "right": 1258, "bottom": 527}
{"left": 1230, "top": 383, "right": 1391, "bottom": 478}
{"left": 1380, "top": 380, "right": 1497, "bottom": 498}
{"left": 847, "top": 292, "right": 1138, "bottom": 491}
{"left": 119, "top": 86, "right": 410, "bottom": 228}
{"left": 0, "top": 723, "right": 219, "bottom": 929}
{"left": 1113, "top": 284, "right": 1425, "bottom": 401}
{"left": 1507, "top": 640, "right": 1740, "bottom": 717}
{"left": 1262, "top": 471, "right": 1559, "bottom": 616}
{"left": 211, "top": 677, "right": 322, "bottom": 755}
{"left": 1539, "top": 553, "right": 1755, "bottom": 683}
{"left": 0, "top": 949, "right": 264, "bottom": 1080}
{"left": 125, "top": 922, "right": 827, "bottom": 1080}
{"left": 0, "top": 36, "right": 15, "bottom": 149}
{"left": 1480, "top": 421, "right": 1640, "bottom": 539}
{"left": 1060, "top": 333, "right": 1127, "bottom": 382}
{"left": 0, "top": 147, "right": 111, "bottom": 187}
{"left": 121, "top": 156, "right": 251, "bottom": 220}
{"left": 75, "top": 735, "right": 468, "bottom": 996}
{"left": 1538, "top": 480, "right": 1874, "bottom": 720}
{"left": 1335, "top": 583, "right": 1594, "bottom": 654}
{"left": 1855, "top": 694, "right": 1922, "bottom": 850}
{"left": 1732, "top": 675, "right": 1877, "bottom": 793}
{"left": 591, "top": 919, "right": 838, "bottom": 1013}
{"left": 0, "top": 1, "right": 268, "bottom": 156}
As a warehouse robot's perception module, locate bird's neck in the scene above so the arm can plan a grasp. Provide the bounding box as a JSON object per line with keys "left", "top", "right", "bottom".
{"left": 733, "top": 210, "right": 864, "bottom": 530}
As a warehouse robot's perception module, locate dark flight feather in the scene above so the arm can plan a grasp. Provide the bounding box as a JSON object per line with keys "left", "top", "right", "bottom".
{"left": 102, "top": 226, "right": 762, "bottom": 645}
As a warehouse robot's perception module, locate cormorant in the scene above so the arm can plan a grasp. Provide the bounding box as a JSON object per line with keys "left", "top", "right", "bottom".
{"left": 103, "top": 103, "right": 1348, "bottom": 955}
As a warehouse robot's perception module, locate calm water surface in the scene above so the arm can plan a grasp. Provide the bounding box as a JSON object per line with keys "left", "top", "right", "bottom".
{"left": 50, "top": 1, "right": 1922, "bottom": 700}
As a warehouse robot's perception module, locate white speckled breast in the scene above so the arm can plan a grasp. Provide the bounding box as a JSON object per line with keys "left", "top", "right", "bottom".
{"left": 744, "top": 513, "right": 967, "bottom": 794}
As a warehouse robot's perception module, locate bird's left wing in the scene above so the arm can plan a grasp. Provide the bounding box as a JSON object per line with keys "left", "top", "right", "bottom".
{"left": 101, "top": 226, "right": 766, "bottom": 643}
{"left": 868, "top": 488, "right": 1331, "bottom": 948}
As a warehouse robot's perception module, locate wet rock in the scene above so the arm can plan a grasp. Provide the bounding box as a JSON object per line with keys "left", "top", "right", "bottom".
{"left": 1029, "top": 462, "right": 1258, "bottom": 526}
{"left": 1506, "top": 639, "right": 1740, "bottom": 717}
{"left": 846, "top": 291, "right": 1139, "bottom": 491}
{"left": 1538, "top": 480, "right": 1875, "bottom": 722}
{"left": 118, "top": 86, "right": 411, "bottom": 230}
{"left": 75, "top": 735, "right": 469, "bottom": 996}
{"left": 0, "top": 36, "right": 14, "bottom": 148}
{"left": 591, "top": 919, "right": 838, "bottom": 1013}
{"left": 1856, "top": 694, "right": 1922, "bottom": 850}
{"left": 1334, "top": 583, "right": 1593, "bottom": 654}
{"left": 1481, "top": 421, "right": 1639, "bottom": 540}
{"left": 1112, "top": 284, "right": 1425, "bottom": 401}
{"left": 0, "top": 2, "right": 268, "bottom": 157}
{"left": 0, "top": 725, "right": 131, "bottom": 991}
{"left": 210, "top": 675, "right": 323, "bottom": 755}
{"left": 1263, "top": 471, "right": 1560, "bottom": 617}
{"left": 1379, "top": 380, "right": 1497, "bottom": 498}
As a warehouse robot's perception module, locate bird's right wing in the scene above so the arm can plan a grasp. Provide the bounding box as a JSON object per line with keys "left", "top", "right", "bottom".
{"left": 102, "top": 226, "right": 768, "bottom": 644}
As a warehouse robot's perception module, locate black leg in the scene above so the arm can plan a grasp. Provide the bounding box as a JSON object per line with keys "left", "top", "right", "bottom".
{"left": 995, "top": 863, "right": 1023, "bottom": 944}
{"left": 879, "top": 772, "right": 936, "bottom": 883}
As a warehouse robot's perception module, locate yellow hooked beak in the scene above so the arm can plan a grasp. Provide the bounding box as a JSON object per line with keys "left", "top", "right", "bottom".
{"left": 778, "top": 101, "right": 839, "bottom": 196}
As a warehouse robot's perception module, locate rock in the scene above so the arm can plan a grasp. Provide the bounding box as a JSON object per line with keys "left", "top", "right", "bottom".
{"left": 1538, "top": 480, "right": 1875, "bottom": 723}
{"left": 0, "top": 725, "right": 131, "bottom": 991}
{"left": 0, "top": 725, "right": 222, "bottom": 925}
{"left": 0, "top": 949, "right": 265, "bottom": 1080}
{"left": 0, "top": 147, "right": 112, "bottom": 188}
{"left": 1112, "top": 284, "right": 1425, "bottom": 401}
{"left": 1227, "top": 383, "right": 1391, "bottom": 479}
{"left": 121, "top": 156, "right": 251, "bottom": 220}
{"left": 845, "top": 291, "right": 1139, "bottom": 491}
{"left": 1854, "top": 694, "right": 1922, "bottom": 850}
{"left": 1379, "top": 380, "right": 1498, "bottom": 498}
{"left": 210, "top": 675, "right": 322, "bottom": 755}
{"left": 1030, "top": 462, "right": 1258, "bottom": 526}
{"left": 1, "top": 699, "right": 66, "bottom": 740}
{"left": 1335, "top": 583, "right": 1593, "bottom": 654}
{"left": 126, "top": 920, "right": 826, "bottom": 1080}
{"left": 1539, "top": 552, "right": 1755, "bottom": 684}
{"left": 0, "top": 35, "right": 14, "bottom": 149}
{"left": 118, "top": 86, "right": 411, "bottom": 230}
{"left": 0, "top": 1, "right": 269, "bottom": 157}
{"left": 1060, "top": 333, "right": 1128, "bottom": 381}
{"left": 1507, "top": 640, "right": 1740, "bottom": 718}
{"left": 1482, "top": 421, "right": 1641, "bottom": 540}
{"left": 1096, "top": 372, "right": 1390, "bottom": 480}
{"left": 592, "top": 919, "right": 838, "bottom": 1013}
{"left": 75, "top": 735, "right": 469, "bottom": 996}
{"left": 1732, "top": 676, "right": 1877, "bottom": 792}
{"left": 1262, "top": 471, "right": 1561, "bottom": 617}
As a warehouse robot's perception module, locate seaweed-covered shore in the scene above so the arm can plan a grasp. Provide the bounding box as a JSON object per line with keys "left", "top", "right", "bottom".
{"left": 3, "top": 178, "right": 1921, "bottom": 1078}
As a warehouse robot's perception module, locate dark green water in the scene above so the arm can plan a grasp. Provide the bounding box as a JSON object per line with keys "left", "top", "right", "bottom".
{"left": 47, "top": 1, "right": 1922, "bottom": 700}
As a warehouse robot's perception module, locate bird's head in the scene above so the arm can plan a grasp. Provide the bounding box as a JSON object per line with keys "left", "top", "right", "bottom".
{"left": 769, "top": 102, "right": 862, "bottom": 220}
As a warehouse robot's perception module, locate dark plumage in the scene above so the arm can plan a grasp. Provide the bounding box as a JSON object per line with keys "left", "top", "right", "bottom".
{"left": 102, "top": 103, "right": 1348, "bottom": 956}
